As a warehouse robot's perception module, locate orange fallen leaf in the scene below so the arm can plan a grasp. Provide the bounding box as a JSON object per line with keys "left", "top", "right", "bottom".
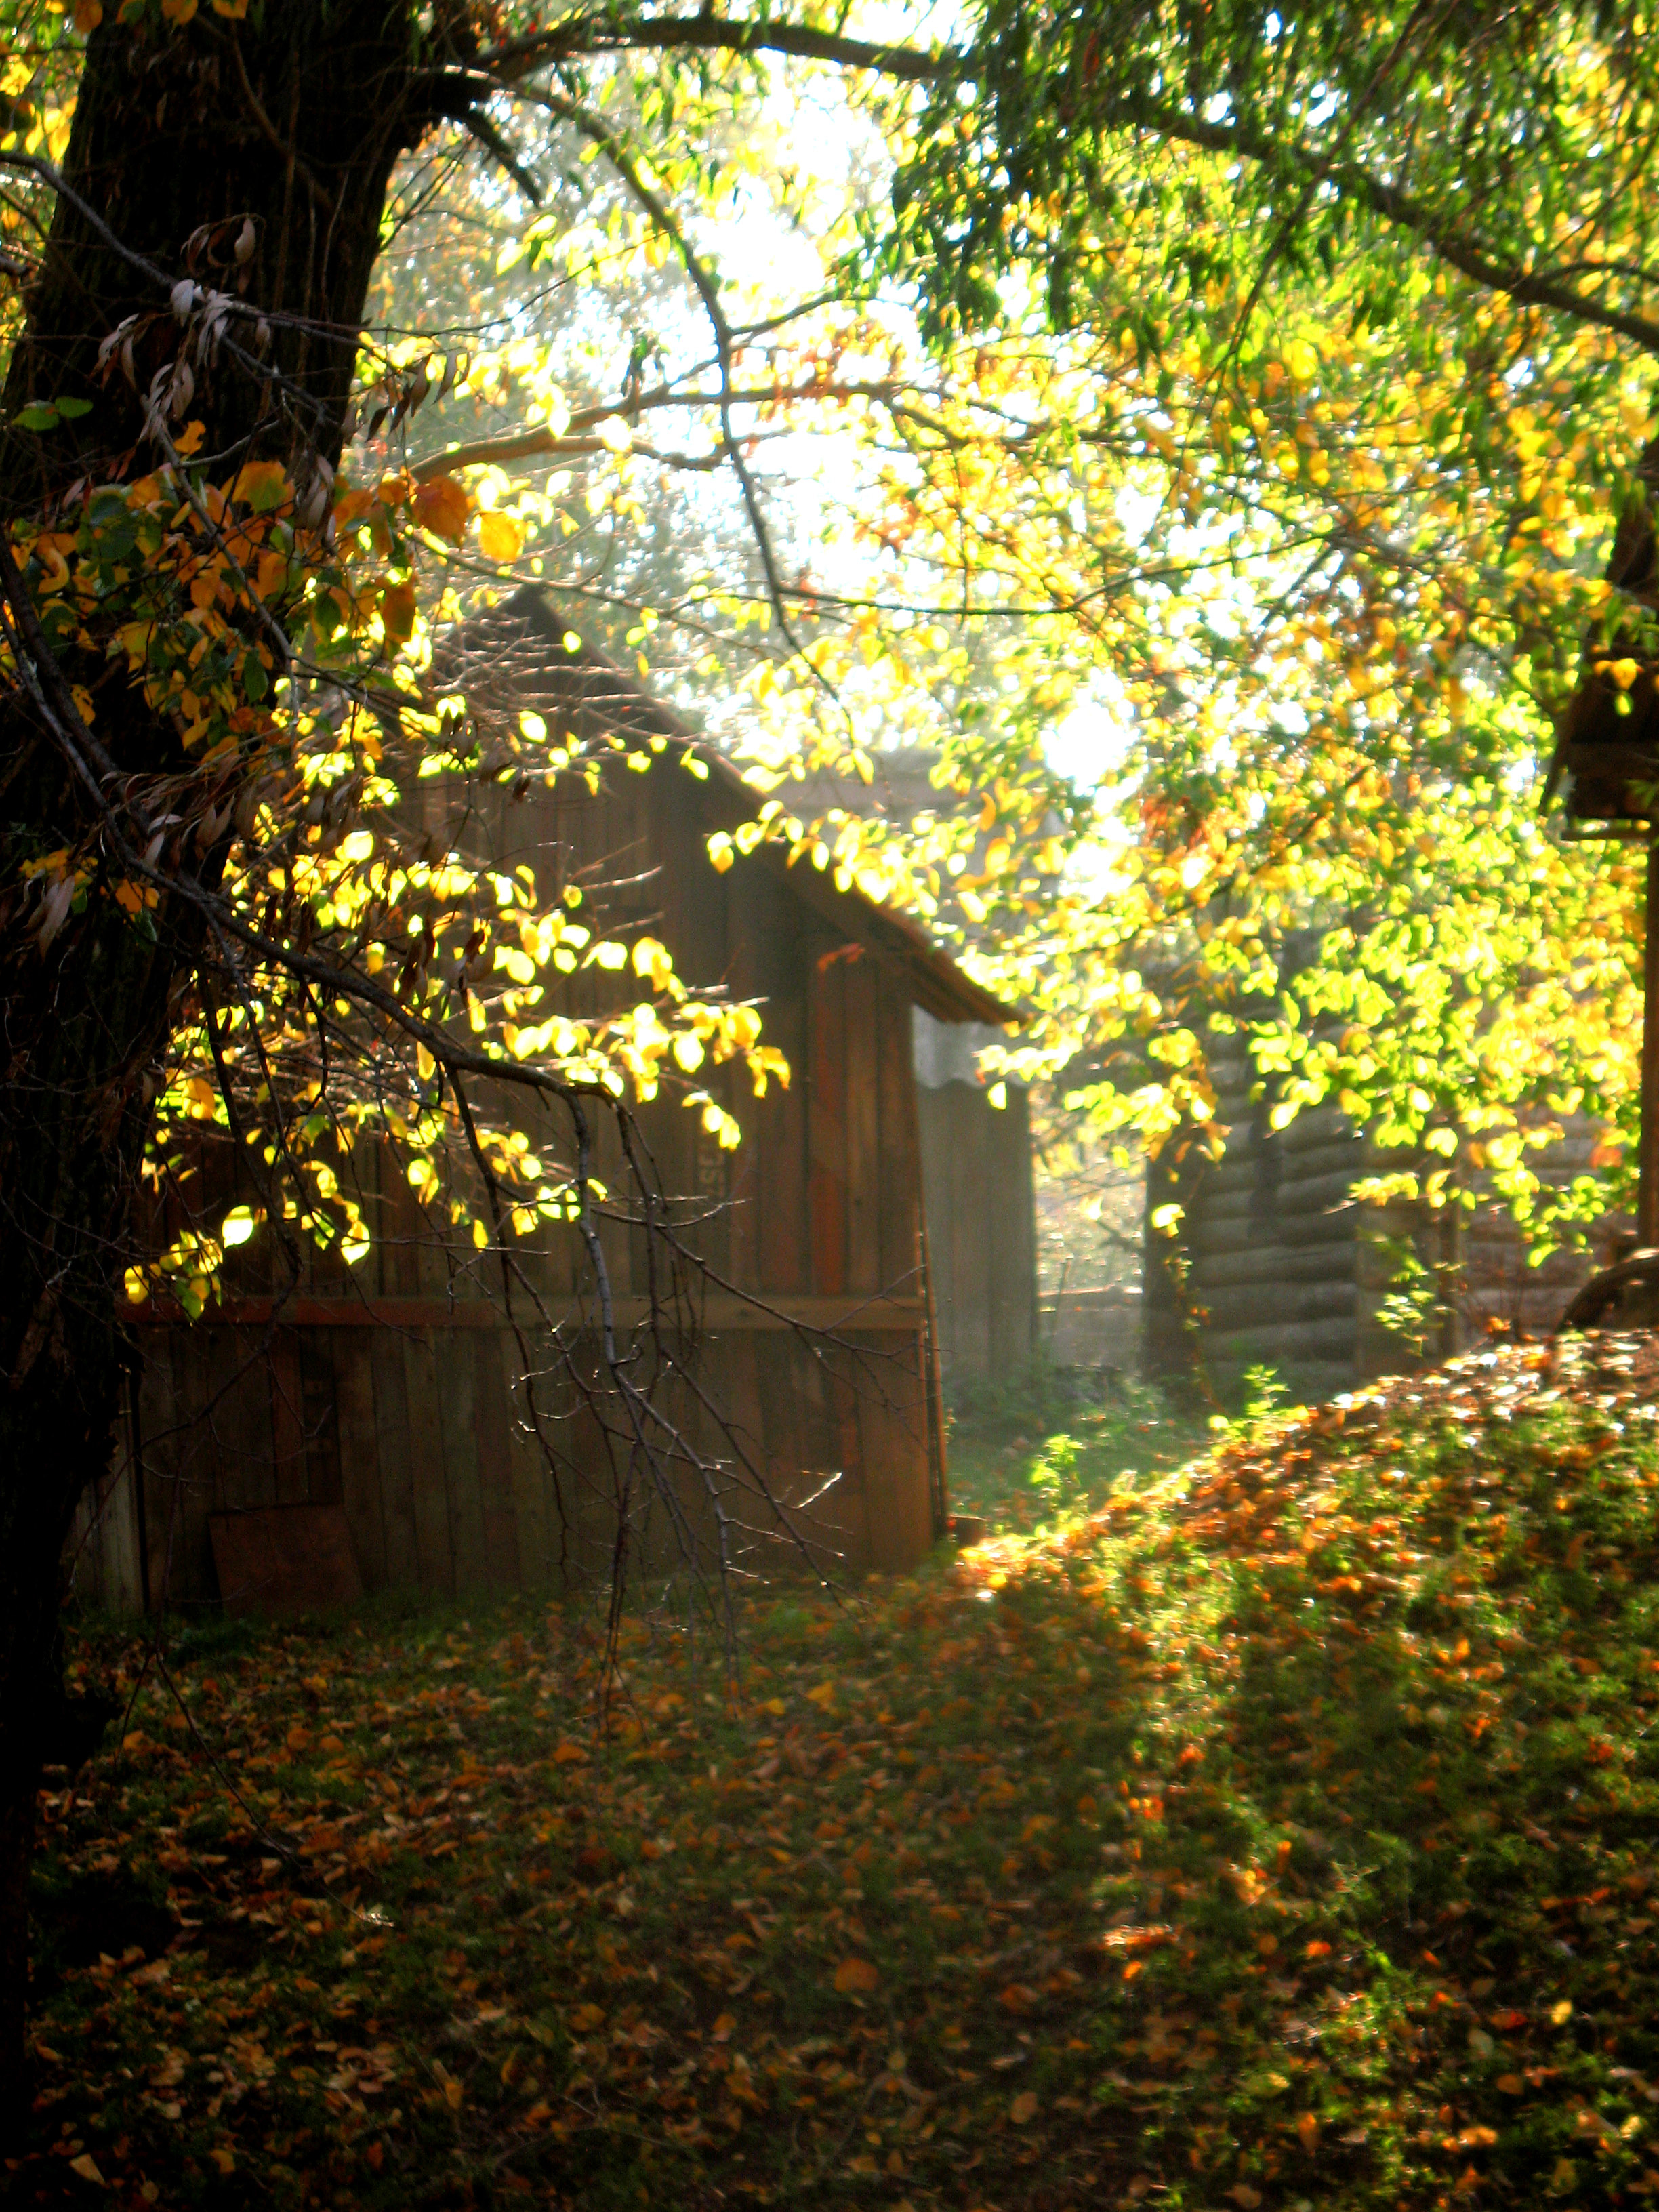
{"left": 569, "top": 2003, "right": 605, "bottom": 2032}
{"left": 478, "top": 509, "right": 525, "bottom": 562}
{"left": 834, "top": 1956, "right": 879, "bottom": 1994}
{"left": 552, "top": 1740, "right": 588, "bottom": 1764}
{"left": 413, "top": 473, "right": 471, "bottom": 545}
{"left": 1010, "top": 2090, "right": 1038, "bottom": 2124}
{"left": 380, "top": 580, "right": 417, "bottom": 642}
{"left": 1297, "top": 2110, "right": 1320, "bottom": 2152}
{"left": 1496, "top": 2074, "right": 1525, "bottom": 2095}
{"left": 68, "top": 2154, "right": 104, "bottom": 2184}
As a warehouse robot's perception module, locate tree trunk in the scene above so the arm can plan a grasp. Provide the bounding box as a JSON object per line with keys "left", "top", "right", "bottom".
{"left": 0, "top": 0, "right": 442, "bottom": 2127}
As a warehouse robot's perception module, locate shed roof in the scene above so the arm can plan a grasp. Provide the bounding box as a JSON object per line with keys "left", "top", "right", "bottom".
{"left": 1544, "top": 438, "right": 1659, "bottom": 822}
{"left": 457, "top": 588, "right": 1015, "bottom": 1027}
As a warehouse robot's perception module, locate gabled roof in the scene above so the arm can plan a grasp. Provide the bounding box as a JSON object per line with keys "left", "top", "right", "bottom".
{"left": 456, "top": 588, "right": 1015, "bottom": 1027}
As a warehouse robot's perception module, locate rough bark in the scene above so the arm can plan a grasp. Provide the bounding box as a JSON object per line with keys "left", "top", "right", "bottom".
{"left": 0, "top": 0, "right": 443, "bottom": 2126}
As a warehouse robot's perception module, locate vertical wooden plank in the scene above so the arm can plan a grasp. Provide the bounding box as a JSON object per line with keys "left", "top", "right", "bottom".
{"left": 401, "top": 1332, "right": 456, "bottom": 1597}
{"left": 505, "top": 1359, "right": 555, "bottom": 1590}
{"left": 955, "top": 1085, "right": 994, "bottom": 1375}
{"left": 750, "top": 1328, "right": 822, "bottom": 1570}
{"left": 912, "top": 1080, "right": 949, "bottom": 1370}
{"left": 438, "top": 1327, "right": 491, "bottom": 1596}
{"left": 167, "top": 1330, "right": 220, "bottom": 1607}
{"left": 298, "top": 1331, "right": 344, "bottom": 1507}
{"left": 987, "top": 1085, "right": 1037, "bottom": 1374}
{"left": 715, "top": 1332, "right": 767, "bottom": 1576}
{"left": 843, "top": 955, "right": 881, "bottom": 1295}
{"left": 822, "top": 1340, "right": 873, "bottom": 1572}
{"left": 808, "top": 949, "right": 848, "bottom": 1296}
{"left": 268, "top": 1328, "right": 309, "bottom": 1505}
{"left": 333, "top": 1332, "right": 387, "bottom": 1591}
{"left": 215, "top": 1326, "right": 276, "bottom": 1511}
{"left": 472, "top": 1330, "right": 524, "bottom": 1592}
{"left": 760, "top": 893, "right": 810, "bottom": 1295}
{"left": 370, "top": 1329, "right": 422, "bottom": 1590}
{"left": 136, "top": 1335, "right": 176, "bottom": 1613}
{"left": 102, "top": 1396, "right": 145, "bottom": 1616}
{"left": 876, "top": 985, "right": 922, "bottom": 1300}
{"left": 853, "top": 1329, "right": 933, "bottom": 1574}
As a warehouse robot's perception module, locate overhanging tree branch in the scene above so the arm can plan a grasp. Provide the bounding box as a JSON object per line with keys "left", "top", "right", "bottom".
{"left": 1129, "top": 102, "right": 1659, "bottom": 356}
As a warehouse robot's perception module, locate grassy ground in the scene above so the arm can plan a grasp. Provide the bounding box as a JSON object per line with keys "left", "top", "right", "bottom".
{"left": 16, "top": 1337, "right": 1659, "bottom": 2210}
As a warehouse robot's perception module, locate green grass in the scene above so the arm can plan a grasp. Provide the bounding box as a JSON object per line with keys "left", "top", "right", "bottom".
{"left": 16, "top": 1336, "right": 1659, "bottom": 2209}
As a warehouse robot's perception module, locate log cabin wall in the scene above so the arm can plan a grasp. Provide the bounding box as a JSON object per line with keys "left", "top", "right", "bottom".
{"left": 1145, "top": 1021, "right": 1615, "bottom": 1399}
{"left": 70, "top": 600, "right": 1010, "bottom": 1615}
{"left": 1143, "top": 1033, "right": 1390, "bottom": 1404}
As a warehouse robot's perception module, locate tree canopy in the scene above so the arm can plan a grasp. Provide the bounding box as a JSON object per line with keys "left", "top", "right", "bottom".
{"left": 2, "top": 0, "right": 1658, "bottom": 2102}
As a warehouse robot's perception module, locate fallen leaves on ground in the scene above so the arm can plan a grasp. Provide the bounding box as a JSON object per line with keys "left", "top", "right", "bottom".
{"left": 16, "top": 1334, "right": 1659, "bottom": 2209}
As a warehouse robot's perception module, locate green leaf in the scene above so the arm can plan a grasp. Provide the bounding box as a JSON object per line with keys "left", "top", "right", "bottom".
{"left": 16, "top": 404, "right": 59, "bottom": 432}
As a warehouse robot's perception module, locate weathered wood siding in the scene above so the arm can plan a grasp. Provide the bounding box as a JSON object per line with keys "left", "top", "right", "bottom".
{"left": 914, "top": 1078, "right": 1036, "bottom": 1378}
{"left": 73, "top": 1296, "right": 933, "bottom": 1618}
{"left": 70, "top": 627, "right": 982, "bottom": 1611}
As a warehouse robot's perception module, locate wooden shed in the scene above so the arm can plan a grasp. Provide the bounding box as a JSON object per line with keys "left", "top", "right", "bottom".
{"left": 71, "top": 592, "right": 1011, "bottom": 1617}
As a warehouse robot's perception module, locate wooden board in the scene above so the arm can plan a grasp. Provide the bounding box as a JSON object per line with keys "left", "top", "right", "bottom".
{"left": 846, "top": 1329, "right": 932, "bottom": 1574}
{"left": 808, "top": 947, "right": 848, "bottom": 1294}
{"left": 472, "top": 1330, "right": 525, "bottom": 1593}
{"left": 987, "top": 1085, "right": 1036, "bottom": 1375}
{"left": 331, "top": 1332, "right": 387, "bottom": 1591}
{"left": 843, "top": 954, "right": 881, "bottom": 1294}
{"left": 216, "top": 1326, "right": 278, "bottom": 1512}
{"left": 298, "top": 1331, "right": 344, "bottom": 1507}
{"left": 401, "top": 1332, "right": 456, "bottom": 1597}
{"left": 210, "top": 1504, "right": 365, "bottom": 1618}
{"left": 876, "top": 977, "right": 920, "bottom": 1298}
{"left": 369, "top": 1326, "right": 422, "bottom": 1589}
{"left": 136, "top": 1335, "right": 180, "bottom": 1609}
{"left": 268, "top": 1328, "right": 310, "bottom": 1507}
{"left": 168, "top": 1330, "right": 220, "bottom": 1605}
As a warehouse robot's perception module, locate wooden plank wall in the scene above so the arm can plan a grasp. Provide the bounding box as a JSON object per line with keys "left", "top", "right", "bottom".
{"left": 80, "top": 754, "right": 945, "bottom": 1614}
{"left": 88, "top": 1311, "right": 930, "bottom": 1614}
{"left": 914, "top": 1080, "right": 1037, "bottom": 1377}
